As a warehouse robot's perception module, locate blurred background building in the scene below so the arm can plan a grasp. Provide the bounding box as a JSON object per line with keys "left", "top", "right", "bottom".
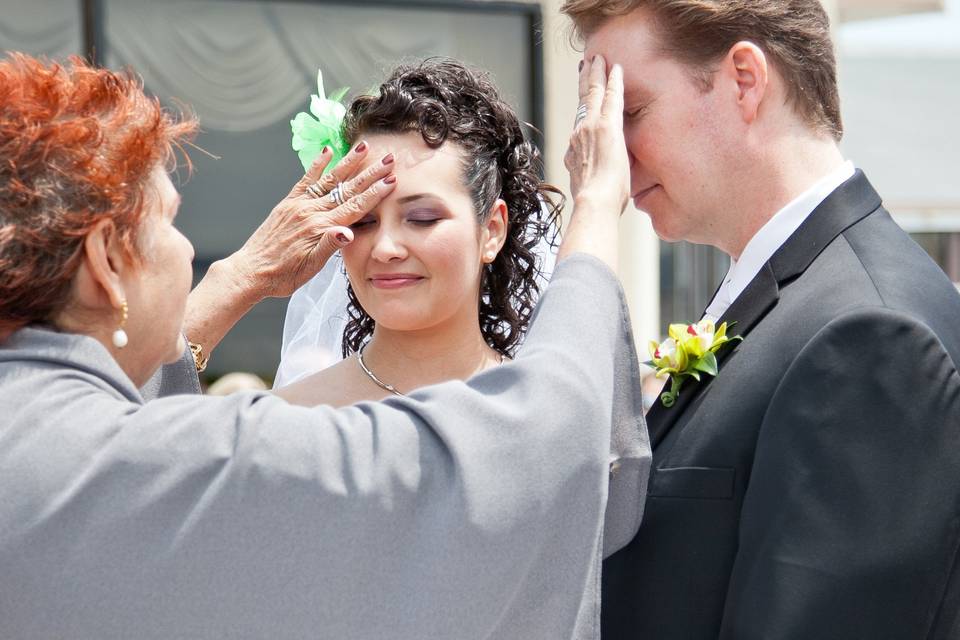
{"left": 837, "top": 0, "right": 960, "bottom": 293}
{"left": 1, "top": 0, "right": 956, "bottom": 381}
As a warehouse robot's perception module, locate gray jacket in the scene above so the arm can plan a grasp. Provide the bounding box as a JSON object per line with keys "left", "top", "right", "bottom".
{"left": 0, "top": 255, "right": 650, "bottom": 640}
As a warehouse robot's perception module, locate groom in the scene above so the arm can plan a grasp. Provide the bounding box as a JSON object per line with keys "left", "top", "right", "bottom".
{"left": 562, "top": 1, "right": 960, "bottom": 638}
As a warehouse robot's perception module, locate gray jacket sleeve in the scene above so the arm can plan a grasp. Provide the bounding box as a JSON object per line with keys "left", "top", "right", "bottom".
{"left": 140, "top": 340, "right": 202, "bottom": 398}
{"left": 0, "top": 254, "right": 650, "bottom": 640}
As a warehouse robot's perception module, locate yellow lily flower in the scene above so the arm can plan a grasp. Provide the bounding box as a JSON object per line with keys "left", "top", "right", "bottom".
{"left": 644, "top": 320, "right": 742, "bottom": 408}
{"left": 648, "top": 337, "right": 688, "bottom": 375}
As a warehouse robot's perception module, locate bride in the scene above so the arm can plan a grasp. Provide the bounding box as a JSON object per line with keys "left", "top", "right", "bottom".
{"left": 276, "top": 58, "right": 561, "bottom": 406}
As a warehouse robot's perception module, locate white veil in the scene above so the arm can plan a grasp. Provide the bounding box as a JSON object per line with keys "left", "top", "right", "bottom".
{"left": 274, "top": 233, "right": 558, "bottom": 388}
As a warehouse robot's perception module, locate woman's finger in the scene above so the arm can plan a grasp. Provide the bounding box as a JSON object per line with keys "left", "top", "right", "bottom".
{"left": 315, "top": 225, "right": 354, "bottom": 260}
{"left": 334, "top": 175, "right": 398, "bottom": 226}
{"left": 294, "top": 225, "right": 355, "bottom": 292}
{"left": 577, "top": 56, "right": 591, "bottom": 108}
{"left": 583, "top": 55, "right": 608, "bottom": 125}
{"left": 288, "top": 146, "right": 333, "bottom": 198}
{"left": 330, "top": 226, "right": 354, "bottom": 247}
{"left": 310, "top": 174, "right": 398, "bottom": 228}
{"left": 301, "top": 140, "right": 370, "bottom": 200}
{"left": 338, "top": 153, "right": 395, "bottom": 202}
{"left": 601, "top": 64, "right": 625, "bottom": 127}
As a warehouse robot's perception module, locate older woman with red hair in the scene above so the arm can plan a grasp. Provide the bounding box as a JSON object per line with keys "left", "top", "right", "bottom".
{"left": 0, "top": 53, "right": 395, "bottom": 383}
{"left": 0, "top": 53, "right": 648, "bottom": 638}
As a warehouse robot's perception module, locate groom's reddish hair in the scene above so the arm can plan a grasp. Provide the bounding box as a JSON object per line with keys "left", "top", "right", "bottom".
{"left": 561, "top": 0, "right": 843, "bottom": 140}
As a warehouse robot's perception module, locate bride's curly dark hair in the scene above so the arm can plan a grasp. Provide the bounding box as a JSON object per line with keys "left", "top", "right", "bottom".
{"left": 340, "top": 58, "right": 564, "bottom": 358}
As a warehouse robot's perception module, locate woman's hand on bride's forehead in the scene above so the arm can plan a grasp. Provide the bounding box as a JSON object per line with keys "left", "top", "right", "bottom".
{"left": 225, "top": 140, "right": 399, "bottom": 301}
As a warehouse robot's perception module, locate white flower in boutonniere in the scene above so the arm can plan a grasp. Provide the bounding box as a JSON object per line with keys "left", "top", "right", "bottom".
{"left": 645, "top": 319, "right": 742, "bottom": 408}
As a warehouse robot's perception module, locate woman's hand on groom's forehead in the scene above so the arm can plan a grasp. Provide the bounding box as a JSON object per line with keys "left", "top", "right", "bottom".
{"left": 565, "top": 55, "right": 629, "bottom": 208}
{"left": 559, "top": 55, "right": 631, "bottom": 271}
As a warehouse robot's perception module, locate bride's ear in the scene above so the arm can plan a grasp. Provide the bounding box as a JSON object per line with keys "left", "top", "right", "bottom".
{"left": 481, "top": 199, "right": 509, "bottom": 264}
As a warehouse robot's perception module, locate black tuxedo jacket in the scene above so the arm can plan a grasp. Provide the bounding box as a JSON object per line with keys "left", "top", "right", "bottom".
{"left": 603, "top": 172, "right": 960, "bottom": 639}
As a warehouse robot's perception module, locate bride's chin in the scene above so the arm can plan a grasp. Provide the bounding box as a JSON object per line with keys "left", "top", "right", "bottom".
{"left": 370, "top": 314, "right": 435, "bottom": 333}
{"left": 368, "top": 303, "right": 442, "bottom": 333}
{"left": 360, "top": 294, "right": 448, "bottom": 334}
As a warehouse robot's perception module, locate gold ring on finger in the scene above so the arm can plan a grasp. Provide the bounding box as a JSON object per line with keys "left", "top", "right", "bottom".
{"left": 306, "top": 182, "right": 325, "bottom": 198}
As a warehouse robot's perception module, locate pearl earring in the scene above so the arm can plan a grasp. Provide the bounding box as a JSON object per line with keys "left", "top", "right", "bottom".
{"left": 112, "top": 299, "right": 129, "bottom": 349}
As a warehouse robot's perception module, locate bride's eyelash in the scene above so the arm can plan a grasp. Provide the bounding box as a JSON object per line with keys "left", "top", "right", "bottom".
{"left": 406, "top": 209, "right": 441, "bottom": 226}
{"left": 350, "top": 216, "right": 376, "bottom": 229}
{"left": 349, "top": 210, "right": 442, "bottom": 229}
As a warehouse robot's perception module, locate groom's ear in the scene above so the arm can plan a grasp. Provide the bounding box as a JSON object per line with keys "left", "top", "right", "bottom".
{"left": 723, "top": 41, "right": 768, "bottom": 126}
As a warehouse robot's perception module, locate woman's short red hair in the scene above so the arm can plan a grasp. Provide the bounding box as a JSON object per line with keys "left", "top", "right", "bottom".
{"left": 0, "top": 53, "right": 198, "bottom": 340}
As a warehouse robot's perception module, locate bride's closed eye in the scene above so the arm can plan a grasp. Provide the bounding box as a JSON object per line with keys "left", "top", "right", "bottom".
{"left": 406, "top": 209, "right": 442, "bottom": 226}
{"left": 351, "top": 214, "right": 377, "bottom": 230}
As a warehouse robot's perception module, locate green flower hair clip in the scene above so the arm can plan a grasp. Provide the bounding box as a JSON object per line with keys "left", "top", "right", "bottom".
{"left": 290, "top": 69, "right": 350, "bottom": 173}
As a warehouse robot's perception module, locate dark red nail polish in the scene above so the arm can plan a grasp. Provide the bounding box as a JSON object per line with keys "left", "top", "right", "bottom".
{"left": 336, "top": 232, "right": 349, "bottom": 244}
{"left": 355, "top": 141, "right": 368, "bottom": 153}
{"left": 383, "top": 175, "right": 397, "bottom": 184}
{"left": 321, "top": 145, "right": 331, "bottom": 155}
{"left": 382, "top": 153, "right": 394, "bottom": 165}
{"left": 578, "top": 60, "right": 584, "bottom": 73}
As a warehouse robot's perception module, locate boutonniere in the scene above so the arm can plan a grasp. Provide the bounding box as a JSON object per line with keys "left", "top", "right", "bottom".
{"left": 645, "top": 319, "right": 742, "bottom": 408}
{"left": 290, "top": 69, "right": 350, "bottom": 172}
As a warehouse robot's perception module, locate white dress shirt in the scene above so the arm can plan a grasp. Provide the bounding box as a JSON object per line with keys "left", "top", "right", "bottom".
{"left": 703, "top": 161, "right": 856, "bottom": 322}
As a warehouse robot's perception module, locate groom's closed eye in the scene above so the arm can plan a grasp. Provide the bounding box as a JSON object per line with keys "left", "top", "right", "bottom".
{"left": 624, "top": 104, "right": 650, "bottom": 121}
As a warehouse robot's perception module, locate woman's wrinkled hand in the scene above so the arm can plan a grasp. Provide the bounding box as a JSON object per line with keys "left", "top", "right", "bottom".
{"left": 564, "top": 56, "right": 630, "bottom": 218}
{"left": 226, "top": 141, "right": 397, "bottom": 301}
{"left": 558, "top": 56, "right": 630, "bottom": 271}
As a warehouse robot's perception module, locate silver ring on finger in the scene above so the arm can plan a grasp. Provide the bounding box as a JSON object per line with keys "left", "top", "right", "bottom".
{"left": 328, "top": 182, "right": 346, "bottom": 206}
{"left": 574, "top": 103, "right": 589, "bottom": 127}
{"left": 306, "top": 182, "right": 325, "bottom": 198}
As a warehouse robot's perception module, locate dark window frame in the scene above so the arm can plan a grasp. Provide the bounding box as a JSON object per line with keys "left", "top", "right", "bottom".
{"left": 80, "top": 0, "right": 545, "bottom": 153}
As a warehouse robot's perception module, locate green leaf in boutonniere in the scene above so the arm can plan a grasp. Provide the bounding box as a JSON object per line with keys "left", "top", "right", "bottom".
{"left": 643, "top": 320, "right": 742, "bottom": 408}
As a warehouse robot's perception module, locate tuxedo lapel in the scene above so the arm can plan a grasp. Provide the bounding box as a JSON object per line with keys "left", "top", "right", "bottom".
{"left": 646, "top": 171, "right": 883, "bottom": 450}
{"left": 770, "top": 170, "right": 881, "bottom": 282}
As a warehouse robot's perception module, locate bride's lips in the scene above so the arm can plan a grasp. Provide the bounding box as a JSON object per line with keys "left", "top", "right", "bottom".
{"left": 632, "top": 184, "right": 660, "bottom": 208}
{"left": 368, "top": 273, "right": 425, "bottom": 289}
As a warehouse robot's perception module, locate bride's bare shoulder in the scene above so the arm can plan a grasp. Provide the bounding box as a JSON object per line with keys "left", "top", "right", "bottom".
{"left": 274, "top": 357, "right": 372, "bottom": 408}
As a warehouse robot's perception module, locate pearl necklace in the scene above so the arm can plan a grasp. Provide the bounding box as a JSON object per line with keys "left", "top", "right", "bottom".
{"left": 356, "top": 342, "right": 504, "bottom": 397}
